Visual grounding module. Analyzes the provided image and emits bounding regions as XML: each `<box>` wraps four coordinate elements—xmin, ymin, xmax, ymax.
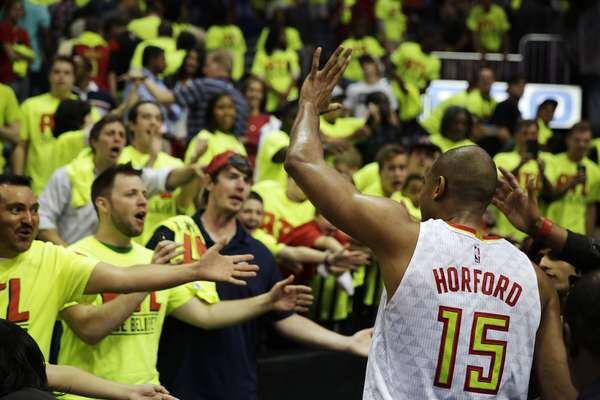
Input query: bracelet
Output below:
<box><xmin>535</xmin><ymin>218</ymin><xmax>553</xmax><ymax>238</ymax></box>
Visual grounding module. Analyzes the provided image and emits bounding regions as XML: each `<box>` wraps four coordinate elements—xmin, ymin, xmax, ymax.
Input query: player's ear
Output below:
<box><xmin>432</xmin><ymin>176</ymin><xmax>446</xmax><ymax>200</ymax></box>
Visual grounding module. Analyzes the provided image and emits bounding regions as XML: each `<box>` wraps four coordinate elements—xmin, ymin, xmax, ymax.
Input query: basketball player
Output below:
<box><xmin>285</xmin><ymin>46</ymin><xmax>577</xmax><ymax>399</ymax></box>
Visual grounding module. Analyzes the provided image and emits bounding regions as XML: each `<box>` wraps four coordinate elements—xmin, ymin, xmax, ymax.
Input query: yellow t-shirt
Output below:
<box><xmin>353</xmin><ymin>162</ymin><xmax>379</xmax><ymax>193</ymax></box>
<box><xmin>340</xmin><ymin>37</ymin><xmax>385</xmax><ymax>82</ymax></box>
<box><xmin>362</xmin><ymin>179</ymin><xmax>385</xmax><ymax>197</ymax></box>
<box><xmin>390</xmin><ymin>191</ymin><xmax>421</xmax><ymax>220</ymax></box>
<box><xmin>58</xmin><ymin>237</ymin><xmax>193</xmax><ymax>395</ymax></box>
<box><xmin>390</xmin><ymin>41</ymin><xmax>440</xmax><ymax>90</ymax></box>
<box><xmin>545</xmin><ymin>154</ymin><xmax>600</xmax><ymax>234</ymax></box>
<box><xmin>391</xmin><ymin>79</ymin><xmax>422</xmax><ymax>121</ymax></box>
<box><xmin>493</xmin><ymin>151</ymin><xmax>553</xmax><ymax>240</ymax></box>
<box><xmin>251</xmin><ymin>49</ymin><xmax>300</xmax><ymax>112</ymax></box>
<box><xmin>251</xmin><ymin>228</ymin><xmax>284</xmax><ymax>255</ymax></box>
<box><xmin>254</xmin><ymin>130</ymin><xmax>289</xmax><ymax>186</ymax></box>
<box><xmin>0</xmin><ymin>84</ymin><xmax>20</xmax><ymax>171</ymax></box>
<box><xmin>120</xmin><ymin>146</ymin><xmax>185</xmax><ymax>245</ymax></box>
<box><xmin>184</xmin><ymin>129</ymin><xmax>247</xmax><ymax>166</ymax></box>
<box><xmin>130</xmin><ymin>37</ymin><xmax>185</xmax><ymax>77</ymax></box>
<box><xmin>253</xmin><ymin>180</ymin><xmax>315</xmax><ymax>240</ymax></box>
<box><xmin>319</xmin><ymin>116</ymin><xmax>366</xmax><ymax>139</ymax></box>
<box><xmin>0</xmin><ymin>241</ymin><xmax>96</xmax><ymax>359</ymax></box>
<box><xmin>537</xmin><ymin>118</ymin><xmax>553</xmax><ymax>146</ymax></box>
<box><xmin>466</xmin><ymin>4</ymin><xmax>511</xmax><ymax>52</ymax></box>
<box><xmin>375</xmin><ymin>0</ymin><xmax>406</xmax><ymax>42</ymax></box>
<box><xmin>430</xmin><ymin>134</ymin><xmax>475</xmax><ymax>153</ymax></box>
<box><xmin>205</xmin><ymin>25</ymin><xmax>247</xmax><ymax>81</ymax></box>
<box><xmin>127</xmin><ymin>15</ymin><xmax>161</xmax><ymax>41</ymax></box>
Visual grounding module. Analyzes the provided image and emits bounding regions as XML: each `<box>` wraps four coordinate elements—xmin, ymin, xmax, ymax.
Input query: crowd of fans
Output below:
<box><xmin>1</xmin><ymin>0</ymin><xmax>600</xmax><ymax>398</ymax></box>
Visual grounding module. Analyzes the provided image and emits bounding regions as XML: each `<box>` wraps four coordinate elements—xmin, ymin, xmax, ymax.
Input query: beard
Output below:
<box><xmin>110</xmin><ymin>212</ymin><xmax>142</xmax><ymax>238</ymax></box>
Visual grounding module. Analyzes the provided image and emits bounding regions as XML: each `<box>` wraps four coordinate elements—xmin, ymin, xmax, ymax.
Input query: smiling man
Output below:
<box><xmin>38</xmin><ymin>112</ymin><xmax>202</xmax><ymax>246</ymax></box>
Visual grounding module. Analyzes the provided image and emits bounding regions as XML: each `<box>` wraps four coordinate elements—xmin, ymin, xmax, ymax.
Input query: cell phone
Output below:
<box><xmin>577</xmin><ymin>164</ymin><xmax>586</xmax><ymax>174</ymax></box>
<box><xmin>525</xmin><ymin>139</ymin><xmax>539</xmax><ymax>159</ymax></box>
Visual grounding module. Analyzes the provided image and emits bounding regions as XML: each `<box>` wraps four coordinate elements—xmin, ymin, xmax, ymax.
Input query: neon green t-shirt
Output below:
<box><xmin>256</xmin><ymin>27</ymin><xmax>303</xmax><ymax>53</ymax></box>
<box><xmin>58</xmin><ymin>237</ymin><xmax>193</xmax><ymax>395</ymax></box>
<box><xmin>390</xmin><ymin>191</ymin><xmax>421</xmax><ymax>220</ymax></box>
<box><xmin>390</xmin><ymin>42</ymin><xmax>440</xmax><ymax>89</ymax></box>
<box><xmin>251</xmin><ymin>49</ymin><xmax>300</xmax><ymax>112</ymax></box>
<box><xmin>0</xmin><ymin>84</ymin><xmax>20</xmax><ymax>171</ymax></box>
<box><xmin>0</xmin><ymin>241</ymin><xmax>96</xmax><ymax>359</ymax></box>
<box><xmin>375</xmin><ymin>0</ymin><xmax>406</xmax><ymax>42</ymax></box>
<box><xmin>254</xmin><ymin>130</ymin><xmax>289</xmax><ymax>186</ymax></box>
<box><xmin>545</xmin><ymin>153</ymin><xmax>600</xmax><ymax>234</ymax></box>
<box><xmin>340</xmin><ymin>37</ymin><xmax>385</xmax><ymax>82</ymax></box>
<box><xmin>537</xmin><ymin>118</ymin><xmax>553</xmax><ymax>146</ymax></box>
<box><xmin>130</xmin><ymin>37</ymin><xmax>185</xmax><ymax>77</ymax></box>
<box><xmin>353</xmin><ymin>162</ymin><xmax>379</xmax><ymax>193</ymax></box>
<box><xmin>205</xmin><ymin>25</ymin><xmax>247</xmax><ymax>81</ymax></box>
<box><xmin>421</xmin><ymin>90</ymin><xmax>495</xmax><ymax>136</ymax></box>
<box><xmin>466</xmin><ymin>4</ymin><xmax>510</xmax><ymax>52</ymax></box>
<box><xmin>319</xmin><ymin>116</ymin><xmax>366</xmax><ymax>139</ymax></box>
<box><xmin>492</xmin><ymin>151</ymin><xmax>553</xmax><ymax>240</ymax></box>
<box><xmin>251</xmin><ymin>228</ymin><xmax>284</xmax><ymax>255</ymax></box>
<box><xmin>391</xmin><ymin>79</ymin><xmax>422</xmax><ymax>121</ymax></box>
<box><xmin>253</xmin><ymin>180</ymin><xmax>315</xmax><ymax>240</ymax></box>
<box><xmin>127</xmin><ymin>15</ymin><xmax>161</xmax><ymax>41</ymax></box>
<box><xmin>430</xmin><ymin>134</ymin><xmax>475</xmax><ymax>153</ymax></box>
<box><xmin>184</xmin><ymin>129</ymin><xmax>247</xmax><ymax>166</ymax></box>
<box><xmin>362</xmin><ymin>179</ymin><xmax>385</xmax><ymax>197</ymax></box>
<box><xmin>120</xmin><ymin>146</ymin><xmax>185</xmax><ymax>245</ymax></box>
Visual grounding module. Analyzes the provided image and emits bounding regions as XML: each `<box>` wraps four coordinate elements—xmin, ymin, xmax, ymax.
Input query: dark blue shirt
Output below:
<box><xmin>148</xmin><ymin>213</ymin><xmax>291</xmax><ymax>400</ymax></box>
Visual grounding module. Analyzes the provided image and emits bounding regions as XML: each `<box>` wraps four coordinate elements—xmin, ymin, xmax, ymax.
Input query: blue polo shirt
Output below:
<box><xmin>147</xmin><ymin>212</ymin><xmax>292</xmax><ymax>400</ymax></box>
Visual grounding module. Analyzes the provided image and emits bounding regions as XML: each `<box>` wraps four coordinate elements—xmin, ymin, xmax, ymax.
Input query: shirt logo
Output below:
<box><xmin>474</xmin><ymin>244</ymin><xmax>481</xmax><ymax>264</ymax></box>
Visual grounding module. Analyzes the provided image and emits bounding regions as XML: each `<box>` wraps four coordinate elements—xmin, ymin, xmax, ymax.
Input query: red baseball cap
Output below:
<box><xmin>203</xmin><ymin>151</ymin><xmax>252</xmax><ymax>176</ymax></box>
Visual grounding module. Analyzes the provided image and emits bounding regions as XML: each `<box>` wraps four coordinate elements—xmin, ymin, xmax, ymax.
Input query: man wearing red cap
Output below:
<box><xmin>146</xmin><ymin>151</ymin><xmax>372</xmax><ymax>400</ymax></box>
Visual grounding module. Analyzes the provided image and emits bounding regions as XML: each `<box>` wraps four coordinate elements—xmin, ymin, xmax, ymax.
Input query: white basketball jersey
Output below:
<box><xmin>363</xmin><ymin>219</ymin><xmax>541</xmax><ymax>400</ymax></box>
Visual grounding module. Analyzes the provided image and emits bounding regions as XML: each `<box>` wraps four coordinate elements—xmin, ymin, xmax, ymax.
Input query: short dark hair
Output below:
<box><xmin>53</xmin><ymin>99</ymin><xmax>91</xmax><ymax>137</ymax></box>
<box><xmin>50</xmin><ymin>55</ymin><xmax>75</xmax><ymax>72</ymax></box>
<box><xmin>89</xmin><ymin>114</ymin><xmax>125</xmax><ymax>143</ymax></box>
<box><xmin>440</xmin><ymin>106</ymin><xmax>473</xmax><ymax>139</ymax></box>
<box><xmin>375</xmin><ymin>144</ymin><xmax>406</xmax><ymax>169</ymax></box>
<box><xmin>0</xmin><ymin>175</ymin><xmax>32</xmax><ymax>188</ymax></box>
<box><xmin>142</xmin><ymin>46</ymin><xmax>164</xmax><ymax>68</ymax></box>
<box><xmin>567</xmin><ymin>120</ymin><xmax>592</xmax><ymax>137</ymax></box>
<box><xmin>91</xmin><ymin>163</ymin><xmax>142</xmax><ymax>214</ymax></box>
<box><xmin>247</xmin><ymin>191</ymin><xmax>263</xmax><ymax>204</ymax></box>
<box><xmin>0</xmin><ymin>320</ymin><xmax>49</xmax><ymax>396</ymax></box>
<box><xmin>506</xmin><ymin>74</ymin><xmax>525</xmax><ymax>85</ymax></box>
<box><xmin>537</xmin><ymin>98</ymin><xmax>558</xmax><ymax>111</ymax></box>
<box><xmin>208</xmin><ymin>154</ymin><xmax>253</xmax><ymax>183</ymax></box>
<box><xmin>127</xmin><ymin>100</ymin><xmax>161</xmax><ymax>124</ymax></box>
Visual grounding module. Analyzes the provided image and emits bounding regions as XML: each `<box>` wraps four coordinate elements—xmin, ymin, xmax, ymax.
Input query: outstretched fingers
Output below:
<box><xmin>310</xmin><ymin>47</ymin><xmax>322</xmax><ymax>79</ymax></box>
<box><xmin>229</xmin><ymin>253</ymin><xmax>255</xmax><ymax>264</ymax></box>
<box><xmin>498</xmin><ymin>166</ymin><xmax>520</xmax><ymax>191</ymax></box>
<box><xmin>321</xmin><ymin>46</ymin><xmax>344</xmax><ymax>77</ymax></box>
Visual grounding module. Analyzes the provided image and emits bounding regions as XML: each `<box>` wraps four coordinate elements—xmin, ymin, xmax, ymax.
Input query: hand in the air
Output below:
<box><xmin>192</xmin><ymin>241</ymin><xmax>259</xmax><ymax>285</ymax></box>
<box><xmin>492</xmin><ymin>167</ymin><xmax>540</xmax><ymax>235</ymax></box>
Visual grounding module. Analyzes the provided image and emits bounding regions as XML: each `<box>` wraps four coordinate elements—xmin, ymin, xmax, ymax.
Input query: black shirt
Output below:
<box><xmin>490</xmin><ymin>98</ymin><xmax>522</xmax><ymax>134</ymax></box>
<box><xmin>0</xmin><ymin>389</ymin><xmax>56</xmax><ymax>399</ymax></box>
<box><xmin>148</xmin><ymin>213</ymin><xmax>292</xmax><ymax>400</ymax></box>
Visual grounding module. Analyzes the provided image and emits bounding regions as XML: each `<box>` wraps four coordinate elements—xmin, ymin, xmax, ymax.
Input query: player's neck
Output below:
<box><xmin>95</xmin><ymin>223</ymin><xmax>132</xmax><ymax>248</ymax></box>
<box><xmin>444</xmin><ymin>210</ymin><xmax>485</xmax><ymax>232</ymax></box>
<box><xmin>201</xmin><ymin>203</ymin><xmax>237</xmax><ymax>243</ymax></box>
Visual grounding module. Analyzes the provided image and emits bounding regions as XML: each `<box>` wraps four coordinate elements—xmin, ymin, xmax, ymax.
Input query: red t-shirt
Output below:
<box><xmin>244</xmin><ymin>113</ymin><xmax>270</xmax><ymax>166</ymax></box>
<box><xmin>0</xmin><ymin>21</ymin><xmax>30</xmax><ymax>83</ymax></box>
<box><xmin>72</xmin><ymin>43</ymin><xmax>111</xmax><ymax>91</ymax></box>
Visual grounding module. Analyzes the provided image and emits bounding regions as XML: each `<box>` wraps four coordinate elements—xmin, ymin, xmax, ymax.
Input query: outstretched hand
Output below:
<box><xmin>492</xmin><ymin>167</ymin><xmax>540</xmax><ymax>235</ymax></box>
<box><xmin>299</xmin><ymin>46</ymin><xmax>352</xmax><ymax>113</ymax></box>
<box><xmin>128</xmin><ymin>384</ymin><xmax>178</xmax><ymax>400</ymax></box>
<box><xmin>347</xmin><ymin>328</ymin><xmax>373</xmax><ymax>357</ymax></box>
<box><xmin>269</xmin><ymin>275</ymin><xmax>314</xmax><ymax>313</ymax></box>
<box><xmin>192</xmin><ymin>241</ymin><xmax>259</xmax><ymax>285</ymax></box>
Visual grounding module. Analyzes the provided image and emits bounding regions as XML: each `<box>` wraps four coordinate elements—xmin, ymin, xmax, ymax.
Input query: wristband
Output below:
<box><xmin>535</xmin><ymin>218</ymin><xmax>553</xmax><ymax>238</ymax></box>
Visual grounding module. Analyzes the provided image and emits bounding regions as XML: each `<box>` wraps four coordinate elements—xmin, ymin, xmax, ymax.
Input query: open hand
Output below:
<box><xmin>268</xmin><ymin>275</ymin><xmax>314</xmax><ymax>313</ymax></box>
<box><xmin>128</xmin><ymin>384</ymin><xmax>178</xmax><ymax>400</ymax></box>
<box><xmin>330</xmin><ymin>248</ymin><xmax>370</xmax><ymax>270</ymax></box>
<box><xmin>152</xmin><ymin>240</ymin><xmax>184</xmax><ymax>265</ymax></box>
<box><xmin>299</xmin><ymin>46</ymin><xmax>352</xmax><ymax>113</ymax></box>
<box><xmin>492</xmin><ymin>167</ymin><xmax>540</xmax><ymax>235</ymax></box>
<box><xmin>192</xmin><ymin>241</ymin><xmax>259</xmax><ymax>285</ymax></box>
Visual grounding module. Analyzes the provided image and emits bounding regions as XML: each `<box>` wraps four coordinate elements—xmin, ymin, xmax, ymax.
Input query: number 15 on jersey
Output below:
<box><xmin>434</xmin><ymin>305</ymin><xmax>510</xmax><ymax>395</ymax></box>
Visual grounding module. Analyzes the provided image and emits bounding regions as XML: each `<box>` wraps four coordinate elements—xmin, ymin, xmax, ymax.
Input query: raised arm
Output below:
<box><xmin>284</xmin><ymin>47</ymin><xmax>418</xmax><ymax>266</ymax></box>
<box><xmin>84</xmin><ymin>242</ymin><xmax>258</xmax><ymax>294</ymax></box>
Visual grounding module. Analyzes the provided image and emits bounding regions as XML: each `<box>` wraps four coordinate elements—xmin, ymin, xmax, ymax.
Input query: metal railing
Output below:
<box><xmin>431</xmin><ymin>51</ymin><xmax>523</xmax><ymax>82</ymax></box>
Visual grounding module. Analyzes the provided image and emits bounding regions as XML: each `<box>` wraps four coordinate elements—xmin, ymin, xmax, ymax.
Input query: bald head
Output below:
<box><xmin>433</xmin><ymin>146</ymin><xmax>497</xmax><ymax>205</ymax></box>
